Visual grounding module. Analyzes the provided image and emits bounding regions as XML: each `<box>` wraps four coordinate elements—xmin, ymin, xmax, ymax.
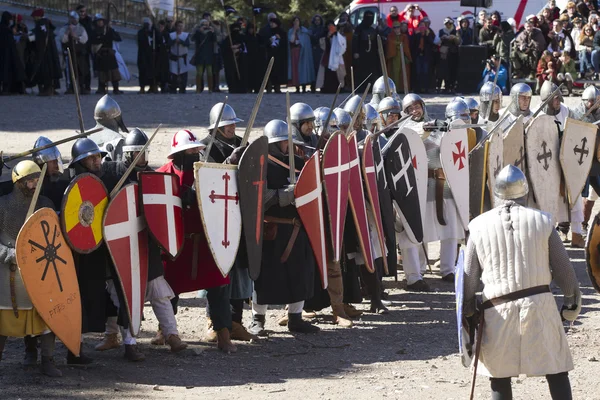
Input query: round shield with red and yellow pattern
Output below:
<box><xmin>60</xmin><ymin>173</ymin><xmax>109</xmax><ymax>254</ymax></box>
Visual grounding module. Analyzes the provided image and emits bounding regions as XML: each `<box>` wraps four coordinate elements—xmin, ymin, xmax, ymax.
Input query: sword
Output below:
<box><xmin>67</xmin><ymin>48</ymin><xmax>85</xmax><ymax>134</ymax></box>
<box><xmin>26</xmin><ymin>163</ymin><xmax>48</xmax><ymax>220</ymax></box>
<box><xmin>286</xmin><ymin>92</ymin><xmax>296</xmax><ymax>184</ymax></box>
<box><xmin>484</xmin><ymin>57</ymin><xmax>501</xmax><ymax>122</ymax></box>
<box><xmin>241</xmin><ymin>57</ymin><xmax>274</xmax><ymax>147</ymax></box>
<box><xmin>525</xmin><ymin>83</ymin><xmax>565</xmax><ymax>130</ymax></box>
<box><xmin>351</xmin><ymin>66</ymin><xmax>355</xmax><ymax>93</ymax></box>
<box><xmin>377</xmin><ymin>35</ymin><xmax>391</xmax><ymax>97</ymax></box>
<box><xmin>584</xmin><ymin>97</ymin><xmax>600</xmax><ymax>120</ymax></box>
<box><xmin>339</xmin><ymin>73</ymin><xmax>373</xmax><ymax>108</ymax></box>
<box><xmin>203</xmin><ymin>97</ymin><xmax>229</xmax><ymax>162</ymax></box>
<box><xmin>400</xmin><ymin>42</ymin><xmax>408</xmax><ymax>95</ymax></box>
<box><xmin>344</xmin><ymin>83</ymin><xmax>371</xmax><ymax>137</ymax></box>
<box><xmin>109</xmin><ymin>124</ymin><xmax>162</xmax><ymax>198</ymax></box>
<box><xmin>469</xmin><ymin>99</ymin><xmax>515</xmax><ymax>155</ymax></box>
<box><xmin>315</xmin><ymin>83</ymin><xmax>343</xmax><ymax>150</ymax></box>
<box><xmin>370</xmin><ymin>115</ymin><xmax>411</xmax><ymax>141</ymax></box>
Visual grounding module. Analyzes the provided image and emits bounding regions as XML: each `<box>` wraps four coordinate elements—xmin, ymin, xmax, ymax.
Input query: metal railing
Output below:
<box><xmin>1</xmin><ymin>0</ymin><xmax>198</xmax><ymax>28</ymax></box>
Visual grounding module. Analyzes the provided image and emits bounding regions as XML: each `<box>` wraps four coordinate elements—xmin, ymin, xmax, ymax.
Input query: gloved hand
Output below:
<box><xmin>423</xmin><ymin>119</ymin><xmax>448</xmax><ymax>132</ymax></box>
<box><xmin>561</xmin><ymin>289</ymin><xmax>582</xmax><ymax>322</ymax></box>
<box><xmin>278</xmin><ymin>184</ymin><xmax>296</xmax><ymax>207</ymax></box>
<box><xmin>180</xmin><ymin>185</ymin><xmax>197</xmax><ymax>209</ymax></box>
<box><xmin>226</xmin><ymin>145</ymin><xmax>248</xmax><ymax>165</ymax></box>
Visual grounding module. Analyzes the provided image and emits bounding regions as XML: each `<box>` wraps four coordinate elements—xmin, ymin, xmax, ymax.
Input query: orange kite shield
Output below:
<box><xmin>295</xmin><ymin>151</ymin><xmax>328</xmax><ymax>289</ymax></box>
<box><xmin>16</xmin><ymin>208</ymin><xmax>82</xmax><ymax>356</ymax></box>
<box><xmin>60</xmin><ymin>173</ymin><xmax>109</xmax><ymax>254</ymax></box>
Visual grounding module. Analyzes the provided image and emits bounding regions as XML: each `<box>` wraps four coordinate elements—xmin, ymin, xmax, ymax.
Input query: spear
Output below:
<box><xmin>25</xmin><ymin>163</ymin><xmax>48</xmax><ymax>220</ymax></box>
<box><xmin>241</xmin><ymin>57</ymin><xmax>274</xmax><ymax>146</ymax></box>
<box><xmin>203</xmin><ymin>97</ymin><xmax>229</xmax><ymax>162</ymax></box>
<box><xmin>286</xmin><ymin>92</ymin><xmax>296</xmax><ymax>184</ymax></box>
<box><xmin>344</xmin><ymin>83</ymin><xmax>371</xmax><ymax>137</ymax></box>
<box><xmin>315</xmin><ymin>83</ymin><xmax>343</xmax><ymax>150</ymax></box>
<box><xmin>67</xmin><ymin>48</ymin><xmax>85</xmax><ymax>134</ymax></box>
<box><xmin>377</xmin><ymin>35</ymin><xmax>391</xmax><ymax>97</ymax></box>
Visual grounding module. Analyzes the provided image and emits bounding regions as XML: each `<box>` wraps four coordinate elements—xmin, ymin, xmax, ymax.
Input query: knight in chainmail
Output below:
<box><xmin>498</xmin><ymin>83</ymin><xmax>533</xmax><ymax>132</ymax></box>
<box><xmin>88</xmin><ymin>95</ymin><xmax>129</xmax><ymax>162</ymax></box>
<box><xmin>401</xmin><ymin>93</ymin><xmax>431</xmax><ymax>135</ymax></box>
<box><xmin>369</xmin><ymin>76</ymin><xmax>397</xmax><ymax>108</ymax></box>
<box><xmin>200</xmin><ymin>102</ymin><xmax>243</xmax><ymax>163</ymax></box>
<box><xmin>290</xmin><ymin>102</ymin><xmax>318</xmax><ymax>157</ymax></box>
<box><xmin>0</xmin><ymin>161</ymin><xmax>62</xmax><ymax>377</ymax></box>
<box><xmin>463</xmin><ymin>165</ymin><xmax>580</xmax><ymax>400</ymax></box>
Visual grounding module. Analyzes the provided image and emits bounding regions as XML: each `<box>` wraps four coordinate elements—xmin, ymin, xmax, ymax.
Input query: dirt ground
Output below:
<box><xmin>1</xmin><ymin>88</ymin><xmax>600</xmax><ymax>399</ymax></box>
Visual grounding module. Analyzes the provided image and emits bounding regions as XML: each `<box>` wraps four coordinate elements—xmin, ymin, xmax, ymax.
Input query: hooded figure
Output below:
<box><xmin>288</xmin><ymin>17</ymin><xmax>315</xmax><ymax>93</ymax></box>
<box><xmin>259</xmin><ymin>17</ymin><xmax>287</xmax><ymax>93</ymax></box>
<box><xmin>30</xmin><ymin>13</ymin><xmax>62</xmax><ymax>95</ymax></box>
<box><xmin>352</xmin><ymin>11</ymin><xmax>379</xmax><ymax>88</ymax></box>
<box><xmin>309</xmin><ymin>14</ymin><xmax>326</xmax><ymax>90</ymax></box>
<box><xmin>223</xmin><ymin>22</ymin><xmax>247</xmax><ymax>93</ymax></box>
<box><xmin>0</xmin><ymin>12</ymin><xmax>26</xmax><ymax>94</ymax></box>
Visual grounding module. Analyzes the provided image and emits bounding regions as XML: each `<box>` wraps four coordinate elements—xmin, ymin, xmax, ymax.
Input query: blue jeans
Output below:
<box><xmin>415</xmin><ymin>55</ymin><xmax>430</xmax><ymax>92</ymax></box>
<box><xmin>591</xmin><ymin>49</ymin><xmax>600</xmax><ymax>73</ymax></box>
<box><xmin>580</xmin><ymin>50</ymin><xmax>593</xmax><ymax>73</ymax></box>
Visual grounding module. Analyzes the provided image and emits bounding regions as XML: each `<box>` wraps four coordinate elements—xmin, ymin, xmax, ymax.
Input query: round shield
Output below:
<box><xmin>60</xmin><ymin>173</ymin><xmax>109</xmax><ymax>254</ymax></box>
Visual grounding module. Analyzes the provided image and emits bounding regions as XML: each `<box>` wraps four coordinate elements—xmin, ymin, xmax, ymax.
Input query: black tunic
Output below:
<box><xmin>352</xmin><ymin>17</ymin><xmax>380</xmax><ymax>88</ymax></box>
<box><xmin>201</xmin><ymin>132</ymin><xmax>240</xmax><ymax>163</ymax></box>
<box><xmin>254</xmin><ymin>154</ymin><xmax>315</xmax><ymax>305</ymax></box>
<box><xmin>30</xmin><ymin>18</ymin><xmax>62</xmax><ymax>88</ymax></box>
<box><xmin>137</xmin><ymin>27</ymin><xmax>157</xmax><ymax>87</ymax></box>
<box><xmin>0</xmin><ymin>12</ymin><xmax>25</xmax><ymax>89</ymax></box>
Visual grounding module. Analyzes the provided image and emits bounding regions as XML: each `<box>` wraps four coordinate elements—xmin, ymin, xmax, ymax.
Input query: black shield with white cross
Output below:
<box><xmin>384</xmin><ymin>132</ymin><xmax>423</xmax><ymax>243</ymax></box>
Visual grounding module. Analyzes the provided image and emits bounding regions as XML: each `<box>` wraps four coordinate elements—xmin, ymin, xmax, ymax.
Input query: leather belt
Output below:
<box><xmin>481</xmin><ymin>285</ymin><xmax>551</xmax><ymax>310</ymax></box>
<box><xmin>428</xmin><ymin>168</ymin><xmax>447</xmax><ymax>226</ymax></box>
<box><xmin>9</xmin><ymin>264</ymin><xmax>18</xmax><ymax>318</ymax></box>
<box><xmin>264</xmin><ymin>216</ymin><xmax>302</xmax><ymax>263</ymax></box>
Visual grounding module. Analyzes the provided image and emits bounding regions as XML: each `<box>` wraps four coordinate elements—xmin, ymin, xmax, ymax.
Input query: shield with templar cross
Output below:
<box><xmin>486</xmin><ymin>129</ymin><xmax>504</xmax><ymax>208</ymax></box>
<box><xmin>384</xmin><ymin>129</ymin><xmax>423</xmax><ymax>244</ymax></box>
<box><xmin>103</xmin><ymin>184</ymin><xmax>149</xmax><ymax>336</ymax></box>
<box><xmin>469</xmin><ymin>141</ymin><xmax>488</xmax><ymax>219</ymax></box>
<box><xmin>586</xmin><ymin>213</ymin><xmax>600</xmax><ymax>293</ymax></box>
<box><xmin>526</xmin><ymin>115</ymin><xmax>565</xmax><ymax>221</ymax></box>
<box><xmin>16</xmin><ymin>208</ymin><xmax>81</xmax><ymax>356</ymax></box>
<box><xmin>560</xmin><ymin>118</ymin><xmax>597</xmax><ymax>208</ymax></box>
<box><xmin>503</xmin><ymin>115</ymin><xmax>526</xmax><ymax>172</ymax></box>
<box><xmin>347</xmin><ymin>133</ymin><xmax>375</xmax><ymax>273</ymax></box>
<box><xmin>237</xmin><ymin>136</ymin><xmax>268</xmax><ymax>280</ymax></box>
<box><xmin>321</xmin><ymin>131</ymin><xmax>350</xmax><ymax>263</ymax></box>
<box><xmin>139</xmin><ymin>172</ymin><xmax>184</xmax><ymax>259</ymax></box>
<box><xmin>194</xmin><ymin>162</ymin><xmax>242</xmax><ymax>277</ymax></box>
<box><xmin>60</xmin><ymin>173</ymin><xmax>109</xmax><ymax>254</ymax></box>
<box><xmin>295</xmin><ymin>151</ymin><xmax>328</xmax><ymax>289</ymax></box>
<box><xmin>439</xmin><ymin>121</ymin><xmax>470</xmax><ymax>230</ymax></box>
<box><xmin>362</xmin><ymin>134</ymin><xmax>388</xmax><ymax>272</ymax></box>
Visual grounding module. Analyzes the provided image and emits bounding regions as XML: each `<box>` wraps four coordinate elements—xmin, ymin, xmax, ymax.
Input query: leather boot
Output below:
<box><xmin>331</xmin><ymin>305</ymin><xmax>353</xmax><ymax>328</ymax></box>
<box><xmin>166</xmin><ymin>334</ymin><xmax>188</xmax><ymax>353</ymax></box>
<box><xmin>23</xmin><ymin>336</ymin><xmax>38</xmax><ymax>367</ymax></box>
<box><xmin>288</xmin><ymin>313</ymin><xmax>320</xmax><ymax>333</ymax></box>
<box><xmin>230</xmin><ymin>321</ymin><xmax>254</xmax><ymax>341</ymax></box>
<box><xmin>583</xmin><ymin>199</ymin><xmax>595</xmax><ymax>231</ymax></box>
<box><xmin>138</xmin><ymin>86</ymin><xmax>146</xmax><ymax>94</ymax></box>
<box><xmin>196</xmin><ymin>76</ymin><xmax>203</xmax><ymax>93</ymax></box>
<box><xmin>67</xmin><ymin>348</ymin><xmax>93</xmax><ymax>365</ymax></box>
<box><xmin>124</xmin><ymin>344</ymin><xmax>145</xmax><ymax>362</ymax></box>
<box><xmin>343</xmin><ymin>303</ymin><xmax>363</xmax><ymax>318</ymax></box>
<box><xmin>0</xmin><ymin>335</ymin><xmax>6</xmax><ymax>361</ymax></box>
<box><xmin>113</xmin><ymin>81</ymin><xmax>123</xmax><ymax>94</ymax></box>
<box><xmin>216</xmin><ymin>328</ymin><xmax>238</xmax><ymax>353</ymax></box>
<box><xmin>40</xmin><ymin>356</ymin><xmax>62</xmax><ymax>377</ymax></box>
<box><xmin>248</xmin><ymin>314</ymin><xmax>267</xmax><ymax>336</ymax></box>
<box><xmin>205</xmin><ymin>318</ymin><xmax>217</xmax><ymax>343</ymax></box>
<box><xmin>96</xmin><ymin>81</ymin><xmax>106</xmax><ymax>94</ymax></box>
<box><xmin>571</xmin><ymin>232</ymin><xmax>585</xmax><ymax>248</ymax></box>
<box><xmin>207</xmin><ymin>75</ymin><xmax>214</xmax><ymax>93</ymax></box>
<box><xmin>151</xmin><ymin>327</ymin><xmax>165</xmax><ymax>346</ymax></box>
<box><xmin>95</xmin><ymin>333</ymin><xmax>120</xmax><ymax>351</ymax></box>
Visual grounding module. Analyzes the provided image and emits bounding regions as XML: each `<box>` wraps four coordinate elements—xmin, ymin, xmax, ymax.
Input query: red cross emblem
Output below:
<box><xmin>209</xmin><ymin>172</ymin><xmax>240</xmax><ymax>248</ymax></box>
<box><xmin>452</xmin><ymin>141</ymin><xmax>466</xmax><ymax>170</ymax></box>
<box><xmin>251</xmin><ymin>155</ymin><xmax>266</xmax><ymax>245</ymax></box>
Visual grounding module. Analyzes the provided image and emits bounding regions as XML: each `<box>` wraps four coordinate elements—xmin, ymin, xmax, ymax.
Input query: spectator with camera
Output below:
<box><xmin>399</xmin><ymin>4</ymin><xmax>428</xmax><ymax>35</ymax></box>
<box><xmin>479</xmin><ymin>54</ymin><xmax>507</xmax><ymax>94</ymax></box>
<box><xmin>511</xmin><ymin>19</ymin><xmax>546</xmax><ymax>79</ymax></box>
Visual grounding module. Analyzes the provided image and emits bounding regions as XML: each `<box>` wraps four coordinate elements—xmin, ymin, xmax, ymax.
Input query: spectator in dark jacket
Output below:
<box><xmin>192</xmin><ymin>19</ymin><xmax>216</xmax><ymax>93</ymax></box>
<box><xmin>309</xmin><ymin>14</ymin><xmax>326</xmax><ymax>93</ymax></box>
<box><xmin>411</xmin><ymin>18</ymin><xmax>436</xmax><ymax>93</ymax></box>
<box><xmin>494</xmin><ymin>21</ymin><xmax>515</xmax><ymax>66</ymax></box>
<box><xmin>437</xmin><ymin>17</ymin><xmax>461</xmax><ymax>93</ymax></box>
<box><xmin>479</xmin><ymin>18</ymin><xmax>497</xmax><ymax>54</ymax></box>
<box><xmin>457</xmin><ymin>15</ymin><xmax>474</xmax><ymax>45</ymax></box>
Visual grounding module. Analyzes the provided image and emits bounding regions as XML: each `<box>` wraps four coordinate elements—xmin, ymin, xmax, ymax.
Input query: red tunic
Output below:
<box><xmin>157</xmin><ymin>161</ymin><xmax>229</xmax><ymax>294</ymax></box>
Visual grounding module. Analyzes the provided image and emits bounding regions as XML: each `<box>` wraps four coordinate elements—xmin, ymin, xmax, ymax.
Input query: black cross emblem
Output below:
<box><xmin>573</xmin><ymin>137</ymin><xmax>589</xmax><ymax>166</ymax></box>
<box><xmin>537</xmin><ymin>141</ymin><xmax>552</xmax><ymax>171</ymax></box>
<box><xmin>514</xmin><ymin>146</ymin><xmax>526</xmax><ymax>171</ymax></box>
<box><xmin>29</xmin><ymin>221</ymin><xmax>66</xmax><ymax>292</ymax></box>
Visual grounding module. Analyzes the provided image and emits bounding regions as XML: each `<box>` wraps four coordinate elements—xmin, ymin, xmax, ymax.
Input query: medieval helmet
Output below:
<box><xmin>12</xmin><ymin>160</ymin><xmax>41</xmax><ymax>184</ymax></box>
<box><xmin>314</xmin><ymin>107</ymin><xmax>339</xmax><ymax>134</ymax></box>
<box><xmin>168</xmin><ymin>129</ymin><xmax>205</xmax><ymax>159</ymax></box>
<box><xmin>582</xmin><ymin>85</ymin><xmax>600</xmax><ymax>106</ymax></box>
<box><xmin>539</xmin><ymin>80</ymin><xmax>562</xmax><ymax>115</ymax></box>
<box><xmin>333</xmin><ymin>108</ymin><xmax>352</xmax><ymax>129</ymax></box>
<box><xmin>94</xmin><ymin>95</ymin><xmax>129</xmax><ymax>133</ymax></box>
<box><xmin>32</xmin><ymin>136</ymin><xmax>62</xmax><ymax>165</ymax></box>
<box><xmin>343</xmin><ymin>95</ymin><xmax>363</xmax><ymax>116</ymax></box>
<box><xmin>508</xmin><ymin>83</ymin><xmax>533</xmax><ymax>116</ymax></box>
<box><xmin>402</xmin><ymin>93</ymin><xmax>427</xmax><ymax>120</ymax></box>
<box><xmin>70</xmin><ymin>138</ymin><xmax>107</xmax><ymax>164</ymax></box>
<box><xmin>464</xmin><ymin>97</ymin><xmax>479</xmax><ymax>111</ymax></box>
<box><xmin>372</xmin><ymin>76</ymin><xmax>397</xmax><ymax>96</ymax></box>
<box><xmin>123</xmin><ymin>128</ymin><xmax>149</xmax><ymax>163</ymax></box>
<box><xmin>290</xmin><ymin>103</ymin><xmax>315</xmax><ymax>125</ymax></box>
<box><xmin>208</xmin><ymin>103</ymin><xmax>243</xmax><ymax>129</ymax></box>
<box><xmin>363</xmin><ymin>103</ymin><xmax>379</xmax><ymax>129</ymax></box>
<box><xmin>494</xmin><ymin>164</ymin><xmax>529</xmax><ymax>200</ymax></box>
<box><xmin>377</xmin><ymin>97</ymin><xmax>401</xmax><ymax>116</ymax></box>
<box><xmin>479</xmin><ymin>82</ymin><xmax>502</xmax><ymax>119</ymax></box>
<box><xmin>445</xmin><ymin>99</ymin><xmax>470</xmax><ymax>123</ymax></box>
<box><xmin>263</xmin><ymin>120</ymin><xmax>304</xmax><ymax>145</ymax></box>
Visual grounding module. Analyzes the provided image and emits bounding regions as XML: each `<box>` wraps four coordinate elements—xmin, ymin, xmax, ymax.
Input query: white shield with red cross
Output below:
<box><xmin>139</xmin><ymin>172</ymin><xmax>184</xmax><ymax>259</ymax></box>
<box><xmin>103</xmin><ymin>184</ymin><xmax>149</xmax><ymax>336</ymax></box>
<box><xmin>194</xmin><ymin>162</ymin><xmax>242</xmax><ymax>277</ymax></box>
<box><xmin>439</xmin><ymin>123</ymin><xmax>470</xmax><ymax>231</ymax></box>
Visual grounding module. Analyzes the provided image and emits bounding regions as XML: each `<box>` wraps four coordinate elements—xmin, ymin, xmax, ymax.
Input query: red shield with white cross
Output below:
<box><xmin>362</xmin><ymin>134</ymin><xmax>387</xmax><ymax>273</ymax></box>
<box><xmin>295</xmin><ymin>152</ymin><xmax>328</xmax><ymax>289</ymax></box>
<box><xmin>103</xmin><ymin>184</ymin><xmax>149</xmax><ymax>336</ymax></box>
<box><xmin>347</xmin><ymin>133</ymin><xmax>374</xmax><ymax>273</ymax></box>
<box><xmin>194</xmin><ymin>162</ymin><xmax>242</xmax><ymax>277</ymax></box>
<box><xmin>139</xmin><ymin>172</ymin><xmax>184</xmax><ymax>259</ymax></box>
<box><xmin>321</xmin><ymin>131</ymin><xmax>350</xmax><ymax>263</ymax></box>
<box><xmin>440</xmin><ymin>124</ymin><xmax>470</xmax><ymax>231</ymax></box>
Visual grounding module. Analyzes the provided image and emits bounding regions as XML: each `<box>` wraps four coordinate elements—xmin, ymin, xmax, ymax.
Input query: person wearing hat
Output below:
<box><xmin>437</xmin><ymin>17</ymin><xmax>461</xmax><ymax>94</ymax></box>
<box><xmin>58</xmin><ymin>10</ymin><xmax>89</xmax><ymax>95</ymax></box>
<box><xmin>457</xmin><ymin>15</ymin><xmax>474</xmax><ymax>45</ymax></box>
<box><xmin>352</xmin><ymin>10</ymin><xmax>379</xmax><ymax>89</ymax></box>
<box><xmin>0</xmin><ymin>160</ymin><xmax>63</xmax><ymax>377</ymax></box>
<box><xmin>479</xmin><ymin>54</ymin><xmax>507</xmax><ymax>94</ymax></box>
<box><xmin>90</xmin><ymin>13</ymin><xmax>123</xmax><ymax>95</ymax></box>
<box><xmin>386</xmin><ymin>20</ymin><xmax>412</xmax><ymax>93</ymax></box>
<box><xmin>511</xmin><ymin>19</ymin><xmax>546</xmax><ymax>79</ymax></box>
<box><xmin>30</xmin><ymin>8</ymin><xmax>62</xmax><ymax>96</ymax></box>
